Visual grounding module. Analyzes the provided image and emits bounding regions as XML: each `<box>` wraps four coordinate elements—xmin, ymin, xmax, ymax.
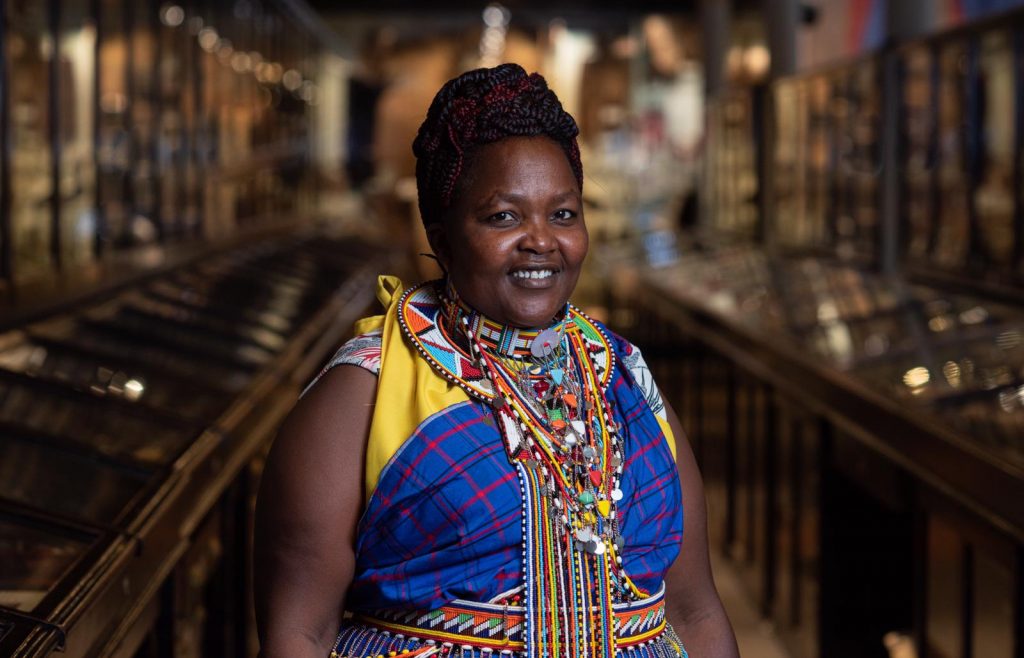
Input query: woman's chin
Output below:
<box><xmin>500</xmin><ymin>300</ymin><xmax>568</xmax><ymax>329</ymax></box>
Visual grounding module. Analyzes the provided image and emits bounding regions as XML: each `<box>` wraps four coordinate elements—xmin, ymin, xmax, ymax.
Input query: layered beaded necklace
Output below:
<box><xmin>432</xmin><ymin>282</ymin><xmax>643</xmax><ymax>658</ymax></box>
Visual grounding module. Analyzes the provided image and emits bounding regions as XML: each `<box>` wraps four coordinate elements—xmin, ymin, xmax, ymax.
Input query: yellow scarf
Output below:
<box><xmin>356</xmin><ymin>275</ymin><xmax>471</xmax><ymax>499</ymax></box>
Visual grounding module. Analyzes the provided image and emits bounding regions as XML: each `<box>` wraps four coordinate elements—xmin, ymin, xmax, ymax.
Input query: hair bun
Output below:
<box><xmin>413</xmin><ymin>64</ymin><xmax>583</xmax><ymax>228</ymax></box>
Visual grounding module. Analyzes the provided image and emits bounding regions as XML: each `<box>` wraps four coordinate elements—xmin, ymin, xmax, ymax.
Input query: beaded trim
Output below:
<box><xmin>344</xmin><ymin>583</ymin><xmax>668</xmax><ymax>652</ymax></box>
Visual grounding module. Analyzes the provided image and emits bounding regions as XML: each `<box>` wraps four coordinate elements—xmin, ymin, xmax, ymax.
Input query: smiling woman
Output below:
<box><xmin>430</xmin><ymin>136</ymin><xmax>588</xmax><ymax>329</ymax></box>
<box><xmin>254</xmin><ymin>63</ymin><xmax>739</xmax><ymax>658</ymax></box>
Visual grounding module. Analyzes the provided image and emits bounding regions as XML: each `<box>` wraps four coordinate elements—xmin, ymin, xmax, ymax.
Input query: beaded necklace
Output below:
<box><xmin>432</xmin><ymin>282</ymin><xmax>644</xmax><ymax>658</ymax></box>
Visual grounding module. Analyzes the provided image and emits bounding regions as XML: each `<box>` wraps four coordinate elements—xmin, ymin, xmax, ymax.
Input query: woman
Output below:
<box><xmin>255</xmin><ymin>63</ymin><xmax>738</xmax><ymax>658</ymax></box>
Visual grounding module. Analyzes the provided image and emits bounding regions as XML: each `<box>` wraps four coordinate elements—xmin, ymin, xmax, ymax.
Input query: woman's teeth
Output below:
<box><xmin>513</xmin><ymin>269</ymin><xmax>554</xmax><ymax>280</ymax></box>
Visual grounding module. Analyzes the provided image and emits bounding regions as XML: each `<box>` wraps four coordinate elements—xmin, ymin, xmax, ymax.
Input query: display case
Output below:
<box><xmin>96</xmin><ymin>0</ymin><xmax>131</xmax><ymax>249</ymax></box>
<box><xmin>934</xmin><ymin>39</ymin><xmax>972</xmax><ymax>271</ymax></box>
<box><xmin>899</xmin><ymin>45</ymin><xmax>935</xmax><ymax>261</ymax></box>
<box><xmin>0</xmin><ymin>511</ymin><xmax>100</xmax><ymax>614</ymax></box>
<box><xmin>684</xmin><ymin>7</ymin><xmax>1024</xmax><ymax>658</ymax></box>
<box><xmin>129</xmin><ymin>0</ymin><xmax>160</xmax><ymax>243</ymax></box>
<box><xmin>57</xmin><ymin>0</ymin><xmax>98</xmax><ymax>269</ymax></box>
<box><xmin>770</xmin><ymin>78</ymin><xmax>807</xmax><ymax>248</ymax></box>
<box><xmin>0</xmin><ymin>231</ymin><xmax>387</xmax><ymax>657</ymax></box>
<box><xmin>803</xmin><ymin>74</ymin><xmax>830</xmax><ymax>250</ymax></box>
<box><xmin>704</xmin><ymin>88</ymin><xmax>761</xmax><ymax>240</ymax></box>
<box><xmin>598</xmin><ymin>239</ymin><xmax>1024</xmax><ymax>658</ymax></box>
<box><xmin>837</xmin><ymin>61</ymin><xmax>882</xmax><ymax>259</ymax></box>
<box><xmin>768</xmin><ymin>55</ymin><xmax>882</xmax><ymax>261</ymax></box>
<box><xmin>4</xmin><ymin>0</ymin><xmax>55</xmax><ymax>282</ymax></box>
<box><xmin>898</xmin><ymin>19</ymin><xmax>1024</xmax><ymax>290</ymax></box>
<box><xmin>1</xmin><ymin>0</ymin><xmax>344</xmax><ymax>291</ymax></box>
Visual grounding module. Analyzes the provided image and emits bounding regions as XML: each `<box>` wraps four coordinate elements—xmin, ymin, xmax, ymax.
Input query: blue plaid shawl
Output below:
<box><xmin>346</xmin><ymin>328</ymin><xmax>683</xmax><ymax>613</ymax></box>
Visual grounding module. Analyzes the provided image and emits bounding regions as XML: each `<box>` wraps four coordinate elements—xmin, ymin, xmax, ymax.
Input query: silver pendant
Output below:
<box><xmin>531</xmin><ymin>328</ymin><xmax>562</xmax><ymax>358</ymax></box>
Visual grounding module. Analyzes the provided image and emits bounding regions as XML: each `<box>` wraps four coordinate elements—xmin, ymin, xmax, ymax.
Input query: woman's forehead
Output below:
<box><xmin>457</xmin><ymin>137</ymin><xmax>581</xmax><ymax>200</ymax></box>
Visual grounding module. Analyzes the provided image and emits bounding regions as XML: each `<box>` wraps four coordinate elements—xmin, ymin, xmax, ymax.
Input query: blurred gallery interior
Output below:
<box><xmin>1</xmin><ymin>0</ymin><xmax>1024</xmax><ymax>656</ymax></box>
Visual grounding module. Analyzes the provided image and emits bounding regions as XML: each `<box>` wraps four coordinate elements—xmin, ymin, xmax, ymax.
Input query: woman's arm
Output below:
<box><xmin>663</xmin><ymin>400</ymin><xmax>741</xmax><ymax>658</ymax></box>
<box><xmin>254</xmin><ymin>365</ymin><xmax>376</xmax><ymax>658</ymax></box>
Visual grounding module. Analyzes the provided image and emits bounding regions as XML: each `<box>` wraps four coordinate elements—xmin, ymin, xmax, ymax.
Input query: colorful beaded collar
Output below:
<box><xmin>396</xmin><ymin>280</ymin><xmax>614</xmax><ymax>402</ymax></box>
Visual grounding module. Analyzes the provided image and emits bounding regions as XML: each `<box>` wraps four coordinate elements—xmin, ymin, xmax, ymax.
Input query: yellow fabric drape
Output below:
<box><xmin>358</xmin><ymin>276</ymin><xmax>471</xmax><ymax>499</ymax></box>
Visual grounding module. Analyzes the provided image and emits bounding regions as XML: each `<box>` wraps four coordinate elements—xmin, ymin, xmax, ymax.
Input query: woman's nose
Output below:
<box><xmin>519</xmin><ymin>217</ymin><xmax>556</xmax><ymax>253</ymax></box>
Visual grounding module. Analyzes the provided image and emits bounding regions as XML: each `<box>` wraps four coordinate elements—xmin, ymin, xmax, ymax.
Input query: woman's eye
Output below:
<box><xmin>552</xmin><ymin>209</ymin><xmax>577</xmax><ymax>222</ymax></box>
<box><xmin>487</xmin><ymin>211</ymin><xmax>516</xmax><ymax>224</ymax></box>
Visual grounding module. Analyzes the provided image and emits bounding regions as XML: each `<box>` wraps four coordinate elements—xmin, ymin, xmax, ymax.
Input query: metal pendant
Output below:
<box><xmin>531</xmin><ymin>328</ymin><xmax>561</xmax><ymax>358</ymax></box>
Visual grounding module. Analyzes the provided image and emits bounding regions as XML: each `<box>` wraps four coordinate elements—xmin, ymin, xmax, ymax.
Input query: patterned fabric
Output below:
<box><xmin>331</xmin><ymin>584</ymin><xmax>686</xmax><ymax>658</ymax></box>
<box><xmin>312</xmin><ymin>277</ymin><xmax>684</xmax><ymax>658</ymax></box>
<box><xmin>326</xmin><ymin>328</ymin><xmax>383</xmax><ymax>375</ymax></box>
<box><xmin>345</xmin><ymin>334</ymin><xmax>681</xmax><ymax>613</ymax></box>
<box><xmin>352</xmin><ymin>583</ymin><xmax>666</xmax><ymax>648</ymax></box>
<box><xmin>619</xmin><ymin>341</ymin><xmax>666</xmax><ymax>421</ymax></box>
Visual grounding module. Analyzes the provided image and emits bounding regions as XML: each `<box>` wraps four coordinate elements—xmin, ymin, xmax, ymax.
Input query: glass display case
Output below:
<box><xmin>5</xmin><ymin>0</ymin><xmax>55</xmax><ymax>282</ymax></box>
<box><xmin>0</xmin><ymin>434</ymin><xmax>151</xmax><ymax>526</ymax></box>
<box><xmin>97</xmin><ymin>0</ymin><xmax>132</xmax><ymax>248</ymax></box>
<box><xmin>0</xmin><ymin>330</ymin><xmax>232</xmax><ymax>423</ymax></box>
<box><xmin>646</xmin><ymin>242</ymin><xmax>1024</xmax><ymax>468</ymax></box>
<box><xmin>843</xmin><ymin>61</ymin><xmax>882</xmax><ymax>258</ymax></box>
<box><xmin>768</xmin><ymin>56</ymin><xmax>882</xmax><ymax>259</ymax></box>
<box><xmin>0</xmin><ymin>231</ymin><xmax>384</xmax><ymax>655</ymax></box>
<box><xmin>975</xmin><ymin>29</ymin><xmax>1016</xmax><ymax>272</ymax></box>
<box><xmin>932</xmin><ymin>40</ymin><xmax>972</xmax><ymax>271</ymax></box>
<box><xmin>1</xmin><ymin>0</ymin><xmax>340</xmax><ymax>286</ymax></box>
<box><xmin>704</xmin><ymin>89</ymin><xmax>760</xmax><ymax>239</ymax></box>
<box><xmin>128</xmin><ymin>1</ymin><xmax>160</xmax><ymax>244</ymax></box>
<box><xmin>0</xmin><ymin>0</ymin><xmax>370</xmax><ymax>649</ymax></box>
<box><xmin>900</xmin><ymin>45</ymin><xmax>935</xmax><ymax>261</ymax></box>
<box><xmin>772</xmin><ymin>79</ymin><xmax>807</xmax><ymax>247</ymax></box>
<box><xmin>897</xmin><ymin>24</ymin><xmax>1024</xmax><ymax>289</ymax></box>
<box><xmin>804</xmin><ymin>74</ymin><xmax>831</xmax><ymax>249</ymax></box>
<box><xmin>57</xmin><ymin>0</ymin><xmax>98</xmax><ymax>269</ymax></box>
<box><xmin>0</xmin><ymin>513</ymin><xmax>95</xmax><ymax>613</ymax></box>
<box><xmin>602</xmin><ymin>230</ymin><xmax>1024</xmax><ymax>658</ymax></box>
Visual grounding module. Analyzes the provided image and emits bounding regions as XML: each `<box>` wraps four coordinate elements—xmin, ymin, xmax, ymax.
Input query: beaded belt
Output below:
<box><xmin>336</xmin><ymin>584</ymin><xmax>668</xmax><ymax>657</ymax></box>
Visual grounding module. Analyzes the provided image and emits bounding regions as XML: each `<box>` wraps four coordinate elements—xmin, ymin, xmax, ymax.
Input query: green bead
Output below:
<box><xmin>578</xmin><ymin>491</ymin><xmax>595</xmax><ymax>505</ymax></box>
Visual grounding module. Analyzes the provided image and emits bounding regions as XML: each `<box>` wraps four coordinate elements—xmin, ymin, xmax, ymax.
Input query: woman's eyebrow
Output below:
<box><xmin>477</xmin><ymin>190</ymin><xmax>580</xmax><ymax>208</ymax></box>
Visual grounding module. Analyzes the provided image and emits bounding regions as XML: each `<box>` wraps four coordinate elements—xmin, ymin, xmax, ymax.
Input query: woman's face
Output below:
<box><xmin>429</xmin><ymin>136</ymin><xmax>588</xmax><ymax>329</ymax></box>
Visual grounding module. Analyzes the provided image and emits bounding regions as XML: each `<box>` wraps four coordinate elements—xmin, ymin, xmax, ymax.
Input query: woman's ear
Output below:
<box><xmin>425</xmin><ymin>222</ymin><xmax>451</xmax><ymax>274</ymax></box>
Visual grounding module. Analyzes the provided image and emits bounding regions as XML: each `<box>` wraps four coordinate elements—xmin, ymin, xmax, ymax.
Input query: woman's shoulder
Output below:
<box><xmin>301</xmin><ymin>329</ymin><xmax>383</xmax><ymax>398</ymax></box>
<box><xmin>590</xmin><ymin>318</ymin><xmax>668</xmax><ymax>422</ymax></box>
<box><xmin>327</xmin><ymin>328</ymin><xmax>384</xmax><ymax>376</ymax></box>
<box><xmin>585</xmin><ymin>315</ymin><xmax>645</xmax><ymax>368</ymax></box>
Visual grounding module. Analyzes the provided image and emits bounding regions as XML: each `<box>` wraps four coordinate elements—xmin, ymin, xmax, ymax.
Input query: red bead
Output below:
<box><xmin>589</xmin><ymin>470</ymin><xmax>602</xmax><ymax>487</ymax></box>
<box><xmin>534</xmin><ymin>380</ymin><xmax>550</xmax><ymax>396</ymax></box>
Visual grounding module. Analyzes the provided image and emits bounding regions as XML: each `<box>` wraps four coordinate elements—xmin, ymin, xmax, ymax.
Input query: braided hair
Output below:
<box><xmin>412</xmin><ymin>63</ymin><xmax>583</xmax><ymax>228</ymax></box>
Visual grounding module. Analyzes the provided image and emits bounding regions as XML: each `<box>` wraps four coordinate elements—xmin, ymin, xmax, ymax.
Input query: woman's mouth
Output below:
<box><xmin>512</xmin><ymin>269</ymin><xmax>556</xmax><ymax>280</ymax></box>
